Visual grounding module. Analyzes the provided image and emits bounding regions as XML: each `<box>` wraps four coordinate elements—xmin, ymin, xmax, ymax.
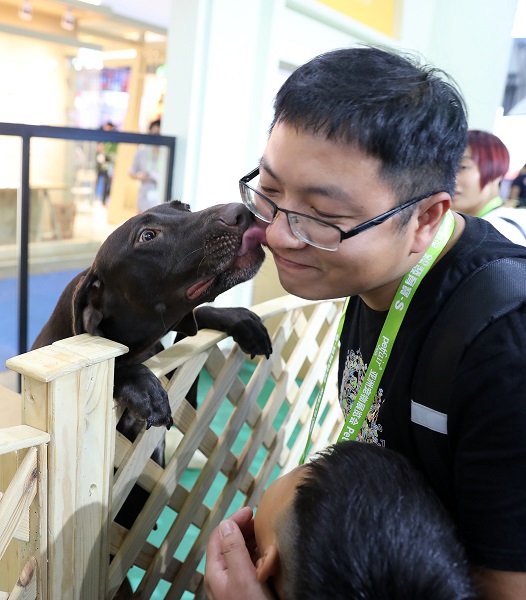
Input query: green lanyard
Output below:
<box><xmin>299</xmin><ymin>210</ymin><xmax>456</xmax><ymax>464</ymax></box>
<box><xmin>477</xmin><ymin>196</ymin><xmax>503</xmax><ymax>217</ymax></box>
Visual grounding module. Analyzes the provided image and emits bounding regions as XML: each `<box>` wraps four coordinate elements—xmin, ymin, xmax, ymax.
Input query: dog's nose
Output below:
<box><xmin>218</xmin><ymin>203</ymin><xmax>252</xmax><ymax>230</ymax></box>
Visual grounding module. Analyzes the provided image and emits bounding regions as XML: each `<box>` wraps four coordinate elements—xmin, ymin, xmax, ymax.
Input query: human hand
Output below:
<box><xmin>204</xmin><ymin>506</ymin><xmax>274</xmax><ymax>600</ymax></box>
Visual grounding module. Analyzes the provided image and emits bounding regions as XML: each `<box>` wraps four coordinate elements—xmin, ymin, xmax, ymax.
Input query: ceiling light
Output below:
<box><xmin>61</xmin><ymin>7</ymin><xmax>75</xmax><ymax>31</ymax></box>
<box><xmin>18</xmin><ymin>0</ymin><xmax>32</xmax><ymax>21</ymax></box>
<box><xmin>102</xmin><ymin>49</ymin><xmax>138</xmax><ymax>60</ymax></box>
<box><xmin>144</xmin><ymin>32</ymin><xmax>167</xmax><ymax>43</ymax></box>
<box><xmin>75</xmin><ymin>47</ymin><xmax>104</xmax><ymax>70</ymax></box>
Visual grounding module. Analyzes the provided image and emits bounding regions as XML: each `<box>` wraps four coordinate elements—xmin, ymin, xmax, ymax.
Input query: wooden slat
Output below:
<box><xmin>0</xmin><ymin>491</ymin><xmax>28</xmax><ymax>543</ymax></box>
<box><xmin>0</xmin><ymin>448</ymin><xmax>38</xmax><ymax>561</ymax></box>
<box><xmin>8</xmin><ymin>557</ymin><xmax>37</xmax><ymax>600</ymax></box>
<box><xmin>6</xmin><ymin>335</ymin><xmax>127</xmax><ymax>383</ymax></box>
<box><xmin>0</xmin><ymin>450</ymin><xmax>22</xmax><ymax>593</ymax></box>
<box><xmin>0</xmin><ymin>426</ymin><xmax>49</xmax><ymax>456</ymax></box>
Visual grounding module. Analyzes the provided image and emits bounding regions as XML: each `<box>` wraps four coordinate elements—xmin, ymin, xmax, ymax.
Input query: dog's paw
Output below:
<box><xmin>202</xmin><ymin>307</ymin><xmax>272</xmax><ymax>358</ymax></box>
<box><xmin>228</xmin><ymin>308</ymin><xmax>273</xmax><ymax>359</ymax></box>
<box><xmin>113</xmin><ymin>364</ymin><xmax>173</xmax><ymax>429</ymax></box>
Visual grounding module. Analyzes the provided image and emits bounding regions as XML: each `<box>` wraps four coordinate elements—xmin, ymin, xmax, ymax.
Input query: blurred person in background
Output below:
<box><xmin>453</xmin><ymin>129</ymin><xmax>526</xmax><ymax>244</ymax></box>
<box><xmin>96</xmin><ymin>121</ymin><xmax>117</xmax><ymax>206</ymax></box>
<box><xmin>129</xmin><ymin>119</ymin><xmax>162</xmax><ymax>213</ymax></box>
<box><xmin>510</xmin><ymin>163</ymin><xmax>526</xmax><ymax>208</ymax></box>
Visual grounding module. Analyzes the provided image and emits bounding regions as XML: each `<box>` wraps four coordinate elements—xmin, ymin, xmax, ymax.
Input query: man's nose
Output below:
<box><xmin>266</xmin><ymin>211</ymin><xmax>305</xmax><ymax>248</ymax></box>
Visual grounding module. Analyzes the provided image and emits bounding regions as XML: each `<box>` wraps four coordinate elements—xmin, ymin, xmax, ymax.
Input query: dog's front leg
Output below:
<box><xmin>193</xmin><ymin>306</ymin><xmax>272</xmax><ymax>359</ymax></box>
<box><xmin>113</xmin><ymin>364</ymin><xmax>173</xmax><ymax>429</ymax></box>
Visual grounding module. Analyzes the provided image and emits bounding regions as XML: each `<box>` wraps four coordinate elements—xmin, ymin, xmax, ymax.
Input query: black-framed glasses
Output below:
<box><xmin>239</xmin><ymin>167</ymin><xmax>441</xmax><ymax>251</ymax></box>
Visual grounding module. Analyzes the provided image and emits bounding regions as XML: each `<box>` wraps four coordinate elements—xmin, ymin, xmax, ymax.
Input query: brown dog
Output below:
<box><xmin>33</xmin><ymin>200</ymin><xmax>272</xmax><ymax>427</ymax></box>
<box><xmin>32</xmin><ymin>200</ymin><xmax>272</xmax><ymax>596</ymax></box>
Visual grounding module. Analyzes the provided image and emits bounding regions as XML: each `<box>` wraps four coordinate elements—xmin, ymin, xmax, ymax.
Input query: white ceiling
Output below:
<box><xmin>100</xmin><ymin>0</ymin><xmax>171</xmax><ymax>31</ymax></box>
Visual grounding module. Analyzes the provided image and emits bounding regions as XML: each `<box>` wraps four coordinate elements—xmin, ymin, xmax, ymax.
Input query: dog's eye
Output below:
<box><xmin>138</xmin><ymin>229</ymin><xmax>157</xmax><ymax>242</ymax></box>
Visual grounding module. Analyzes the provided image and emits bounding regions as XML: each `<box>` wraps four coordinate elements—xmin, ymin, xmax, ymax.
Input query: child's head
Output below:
<box><xmin>253</xmin><ymin>441</ymin><xmax>474</xmax><ymax>600</ymax></box>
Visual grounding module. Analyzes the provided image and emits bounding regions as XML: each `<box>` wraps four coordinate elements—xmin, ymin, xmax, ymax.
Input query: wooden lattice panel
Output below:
<box><xmin>0</xmin><ymin>418</ymin><xmax>49</xmax><ymax>599</ymax></box>
<box><xmin>107</xmin><ymin>296</ymin><xmax>345</xmax><ymax>599</ymax></box>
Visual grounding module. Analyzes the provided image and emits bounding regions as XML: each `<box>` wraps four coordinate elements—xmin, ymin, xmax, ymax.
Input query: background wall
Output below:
<box><xmin>400</xmin><ymin>0</ymin><xmax>517</xmax><ymax>131</ymax></box>
<box><xmin>0</xmin><ymin>36</ymin><xmax>68</xmax><ymax>187</ymax></box>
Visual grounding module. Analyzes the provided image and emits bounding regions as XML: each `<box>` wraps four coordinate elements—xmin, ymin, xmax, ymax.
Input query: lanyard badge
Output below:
<box><xmin>299</xmin><ymin>210</ymin><xmax>456</xmax><ymax>464</ymax></box>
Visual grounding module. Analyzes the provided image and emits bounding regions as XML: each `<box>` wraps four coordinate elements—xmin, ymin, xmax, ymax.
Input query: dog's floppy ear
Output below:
<box><xmin>175</xmin><ymin>311</ymin><xmax>199</xmax><ymax>336</ymax></box>
<box><xmin>72</xmin><ymin>270</ymin><xmax>105</xmax><ymax>336</ymax></box>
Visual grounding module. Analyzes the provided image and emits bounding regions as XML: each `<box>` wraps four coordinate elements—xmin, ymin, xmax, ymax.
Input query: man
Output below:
<box><xmin>206</xmin><ymin>46</ymin><xmax>526</xmax><ymax>598</ymax></box>
<box><xmin>129</xmin><ymin>119</ymin><xmax>162</xmax><ymax>213</ymax></box>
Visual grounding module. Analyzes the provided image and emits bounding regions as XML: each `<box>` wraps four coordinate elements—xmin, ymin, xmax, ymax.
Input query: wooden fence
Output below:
<box><xmin>0</xmin><ymin>295</ymin><xmax>344</xmax><ymax>599</ymax></box>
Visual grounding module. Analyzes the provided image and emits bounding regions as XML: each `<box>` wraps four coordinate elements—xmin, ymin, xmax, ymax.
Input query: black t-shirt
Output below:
<box><xmin>338</xmin><ymin>214</ymin><xmax>526</xmax><ymax>571</ymax></box>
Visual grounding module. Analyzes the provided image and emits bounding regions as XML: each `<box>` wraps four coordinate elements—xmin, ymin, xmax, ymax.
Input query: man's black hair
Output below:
<box><xmin>271</xmin><ymin>46</ymin><xmax>468</xmax><ymax>203</ymax></box>
<box><xmin>280</xmin><ymin>441</ymin><xmax>475</xmax><ymax>600</ymax></box>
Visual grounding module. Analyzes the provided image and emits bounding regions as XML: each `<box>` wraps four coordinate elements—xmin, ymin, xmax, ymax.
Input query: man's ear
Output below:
<box><xmin>411</xmin><ymin>192</ymin><xmax>452</xmax><ymax>254</ymax></box>
<box><xmin>255</xmin><ymin>543</ymin><xmax>281</xmax><ymax>583</ymax></box>
<box><xmin>72</xmin><ymin>270</ymin><xmax>104</xmax><ymax>336</ymax></box>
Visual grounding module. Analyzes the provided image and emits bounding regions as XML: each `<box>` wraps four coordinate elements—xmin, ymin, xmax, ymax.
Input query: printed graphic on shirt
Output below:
<box><xmin>339</xmin><ymin>348</ymin><xmax>385</xmax><ymax>446</ymax></box>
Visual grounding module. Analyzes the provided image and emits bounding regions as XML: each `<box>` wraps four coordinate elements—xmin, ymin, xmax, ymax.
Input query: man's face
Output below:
<box><xmin>453</xmin><ymin>148</ymin><xmax>491</xmax><ymax>216</ymax></box>
<box><xmin>260</xmin><ymin>122</ymin><xmax>419</xmax><ymax>309</ymax></box>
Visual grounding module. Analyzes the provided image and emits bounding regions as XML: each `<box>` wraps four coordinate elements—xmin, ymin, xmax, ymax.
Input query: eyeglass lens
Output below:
<box><xmin>240</xmin><ymin>175</ymin><xmax>340</xmax><ymax>250</ymax></box>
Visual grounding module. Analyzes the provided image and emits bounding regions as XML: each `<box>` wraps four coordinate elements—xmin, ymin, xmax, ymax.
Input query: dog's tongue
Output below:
<box><xmin>187</xmin><ymin>276</ymin><xmax>215</xmax><ymax>300</ymax></box>
<box><xmin>237</xmin><ymin>223</ymin><xmax>267</xmax><ymax>256</ymax></box>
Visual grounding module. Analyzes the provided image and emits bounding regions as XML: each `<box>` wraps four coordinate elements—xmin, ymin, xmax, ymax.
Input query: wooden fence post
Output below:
<box><xmin>6</xmin><ymin>334</ymin><xmax>127</xmax><ymax>600</ymax></box>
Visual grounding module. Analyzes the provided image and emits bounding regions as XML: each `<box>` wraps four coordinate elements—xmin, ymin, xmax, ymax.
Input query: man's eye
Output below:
<box><xmin>260</xmin><ymin>185</ymin><xmax>280</xmax><ymax>197</ymax></box>
<box><xmin>314</xmin><ymin>210</ymin><xmax>343</xmax><ymax>220</ymax></box>
<box><xmin>139</xmin><ymin>229</ymin><xmax>156</xmax><ymax>242</ymax></box>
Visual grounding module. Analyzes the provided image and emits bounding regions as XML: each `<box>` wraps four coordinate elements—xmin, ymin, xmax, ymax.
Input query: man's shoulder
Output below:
<box><xmin>416</xmin><ymin>216</ymin><xmax>526</xmax><ymax>324</ymax></box>
<box><xmin>456</xmin><ymin>214</ymin><xmax>526</xmax><ymax>258</ymax></box>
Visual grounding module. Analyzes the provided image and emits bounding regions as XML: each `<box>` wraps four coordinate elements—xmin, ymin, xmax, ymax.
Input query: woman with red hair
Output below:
<box><xmin>453</xmin><ymin>129</ymin><xmax>526</xmax><ymax>244</ymax></box>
